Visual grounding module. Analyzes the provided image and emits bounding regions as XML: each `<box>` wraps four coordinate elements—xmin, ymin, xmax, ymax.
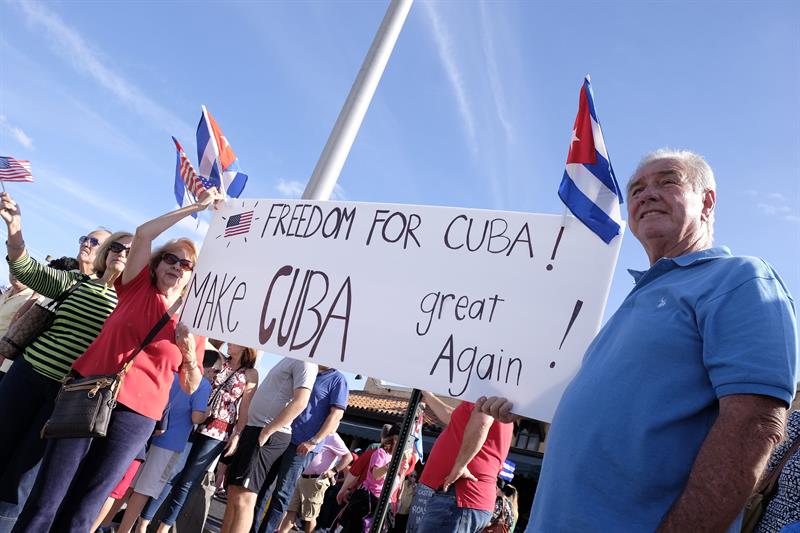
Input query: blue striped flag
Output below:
<box><xmin>558</xmin><ymin>76</ymin><xmax>623</xmax><ymax>244</ymax></box>
<box><xmin>196</xmin><ymin>106</ymin><xmax>248</xmax><ymax>198</ymax></box>
<box><xmin>499</xmin><ymin>459</ymin><xmax>515</xmax><ymax>482</ymax></box>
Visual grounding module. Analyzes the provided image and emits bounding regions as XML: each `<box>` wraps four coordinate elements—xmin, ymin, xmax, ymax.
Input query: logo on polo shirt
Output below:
<box><xmin>657</xmin><ymin>297</ymin><xmax>667</xmax><ymax>308</ymax></box>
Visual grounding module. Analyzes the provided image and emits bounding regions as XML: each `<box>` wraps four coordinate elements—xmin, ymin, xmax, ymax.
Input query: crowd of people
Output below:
<box><xmin>0</xmin><ymin>147</ymin><xmax>795</xmax><ymax>533</ymax></box>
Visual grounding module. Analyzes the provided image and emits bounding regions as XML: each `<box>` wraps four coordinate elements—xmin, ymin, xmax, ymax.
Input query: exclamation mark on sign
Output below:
<box><xmin>546</xmin><ymin>226</ymin><xmax>566</xmax><ymax>271</ymax></box>
<box><xmin>550</xmin><ymin>299</ymin><xmax>584</xmax><ymax>368</ymax></box>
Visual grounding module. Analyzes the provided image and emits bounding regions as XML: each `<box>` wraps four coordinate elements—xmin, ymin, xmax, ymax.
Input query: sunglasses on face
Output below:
<box><xmin>108</xmin><ymin>242</ymin><xmax>131</xmax><ymax>255</ymax></box>
<box><xmin>78</xmin><ymin>236</ymin><xmax>101</xmax><ymax>247</ymax></box>
<box><xmin>162</xmin><ymin>252</ymin><xmax>194</xmax><ymax>272</ymax></box>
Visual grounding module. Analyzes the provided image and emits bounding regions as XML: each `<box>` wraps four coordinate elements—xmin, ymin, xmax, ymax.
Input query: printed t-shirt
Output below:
<box><xmin>420</xmin><ymin>402</ymin><xmax>513</xmax><ymax>511</ymax></box>
<box><xmin>529</xmin><ymin>247</ymin><xmax>798</xmax><ymax>533</ymax></box>
<box><xmin>291</xmin><ymin>368</ymin><xmax>349</xmax><ymax>445</ymax></box>
<box><xmin>362</xmin><ymin>447</ymin><xmax>392</xmax><ymax>497</ymax></box>
<box><xmin>153</xmin><ymin>373</ymin><xmax>212</xmax><ymax>452</ymax></box>
<box><xmin>247</xmin><ymin>357</ymin><xmax>317</xmax><ymax>432</ymax></box>
<box><xmin>304</xmin><ymin>433</ymin><xmax>350</xmax><ymax>476</ymax></box>
<box><xmin>72</xmin><ymin>266</ymin><xmax>206</xmax><ymax>420</ymax></box>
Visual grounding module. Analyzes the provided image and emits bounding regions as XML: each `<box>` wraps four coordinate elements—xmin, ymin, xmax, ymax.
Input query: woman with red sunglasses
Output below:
<box><xmin>14</xmin><ymin>187</ymin><xmax>223</xmax><ymax>533</ymax></box>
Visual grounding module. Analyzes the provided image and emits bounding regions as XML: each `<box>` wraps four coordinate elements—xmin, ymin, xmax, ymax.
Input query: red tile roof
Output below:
<box><xmin>347</xmin><ymin>390</ymin><xmax>445</xmax><ymax>429</ymax></box>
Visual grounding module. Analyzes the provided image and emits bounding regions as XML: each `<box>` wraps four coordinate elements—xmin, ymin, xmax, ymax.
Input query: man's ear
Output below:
<box><xmin>701</xmin><ymin>189</ymin><xmax>716</xmax><ymax>222</ymax></box>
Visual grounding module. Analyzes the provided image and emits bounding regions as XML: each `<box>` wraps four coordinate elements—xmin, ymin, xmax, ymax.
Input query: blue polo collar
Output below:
<box><xmin>627</xmin><ymin>246</ymin><xmax>732</xmax><ymax>284</ymax></box>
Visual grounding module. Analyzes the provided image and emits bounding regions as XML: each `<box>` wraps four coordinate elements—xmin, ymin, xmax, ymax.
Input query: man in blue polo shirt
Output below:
<box><xmin>479</xmin><ymin>149</ymin><xmax>798</xmax><ymax>532</ymax></box>
<box><xmin>254</xmin><ymin>366</ymin><xmax>349</xmax><ymax>533</ymax></box>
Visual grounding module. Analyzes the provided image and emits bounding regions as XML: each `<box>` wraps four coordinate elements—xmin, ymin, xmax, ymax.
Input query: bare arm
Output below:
<box><xmin>442</xmin><ymin>407</ymin><xmax>494</xmax><ymax>491</ymax></box>
<box><xmin>175</xmin><ymin>323</ymin><xmax>202</xmax><ymax>394</ymax></box>
<box><xmin>657</xmin><ymin>394</ymin><xmax>786</xmax><ymax>532</ymax></box>
<box><xmin>422</xmin><ymin>391</ymin><xmax>455</xmax><ymax>426</ymax></box>
<box><xmin>122</xmin><ymin>188</ymin><xmax>222</xmax><ymax>285</ymax></box>
<box><xmin>0</xmin><ymin>193</ymin><xmax>24</xmax><ymax>262</ymax></box>
<box><xmin>191</xmin><ymin>410</ymin><xmax>207</xmax><ymax>424</ymax></box>
<box><xmin>337</xmin><ymin>472</ymin><xmax>359</xmax><ymax>504</ymax></box>
<box><xmin>297</xmin><ymin>407</ymin><xmax>345</xmax><ymax>455</ymax></box>
<box><xmin>258</xmin><ymin>387</ymin><xmax>312</xmax><ymax>445</ymax></box>
<box><xmin>373</xmin><ymin>449</ymin><xmax>412</xmax><ymax>480</ymax></box>
<box><xmin>321</xmin><ymin>451</ymin><xmax>353</xmax><ymax>481</ymax></box>
<box><xmin>224</xmin><ymin>368</ymin><xmax>259</xmax><ymax>457</ymax></box>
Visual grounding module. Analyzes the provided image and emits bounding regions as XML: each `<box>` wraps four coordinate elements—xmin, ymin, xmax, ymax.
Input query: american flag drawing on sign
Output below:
<box><xmin>224</xmin><ymin>211</ymin><xmax>253</xmax><ymax>237</ymax></box>
<box><xmin>0</xmin><ymin>156</ymin><xmax>33</xmax><ymax>182</ymax></box>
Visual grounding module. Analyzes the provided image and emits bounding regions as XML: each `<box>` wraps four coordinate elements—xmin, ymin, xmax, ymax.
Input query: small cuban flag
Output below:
<box><xmin>558</xmin><ymin>76</ymin><xmax>624</xmax><ymax>244</ymax></box>
<box><xmin>499</xmin><ymin>459</ymin><xmax>515</xmax><ymax>483</ymax></box>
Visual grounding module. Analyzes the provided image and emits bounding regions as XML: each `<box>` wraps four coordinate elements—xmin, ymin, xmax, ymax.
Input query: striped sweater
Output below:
<box><xmin>8</xmin><ymin>253</ymin><xmax>118</xmax><ymax>381</ymax></box>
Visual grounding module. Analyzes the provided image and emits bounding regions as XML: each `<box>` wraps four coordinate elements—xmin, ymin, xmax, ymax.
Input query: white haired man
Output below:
<box><xmin>479</xmin><ymin>149</ymin><xmax>798</xmax><ymax>532</ymax></box>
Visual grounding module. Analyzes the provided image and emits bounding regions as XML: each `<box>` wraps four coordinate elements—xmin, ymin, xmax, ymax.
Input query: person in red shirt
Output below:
<box><xmin>14</xmin><ymin>188</ymin><xmax>222</xmax><ymax>533</ymax></box>
<box><xmin>406</xmin><ymin>392</ymin><xmax>513</xmax><ymax>533</ymax></box>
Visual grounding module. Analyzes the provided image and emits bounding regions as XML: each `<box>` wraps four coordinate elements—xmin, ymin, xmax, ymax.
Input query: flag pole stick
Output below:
<box><xmin>302</xmin><ymin>0</ymin><xmax>413</xmax><ymax>201</ymax></box>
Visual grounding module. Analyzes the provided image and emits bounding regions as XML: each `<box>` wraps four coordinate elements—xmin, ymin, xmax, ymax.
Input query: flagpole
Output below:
<box><xmin>294</xmin><ymin>1</ymin><xmax>415</xmax><ymax>530</ymax></box>
<box><xmin>302</xmin><ymin>0</ymin><xmax>413</xmax><ymax>201</ymax></box>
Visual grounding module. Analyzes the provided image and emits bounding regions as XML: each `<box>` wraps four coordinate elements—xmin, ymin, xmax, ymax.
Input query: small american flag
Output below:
<box><xmin>224</xmin><ymin>211</ymin><xmax>253</xmax><ymax>237</ymax></box>
<box><xmin>172</xmin><ymin>137</ymin><xmax>207</xmax><ymax>198</ymax></box>
<box><xmin>0</xmin><ymin>156</ymin><xmax>33</xmax><ymax>182</ymax></box>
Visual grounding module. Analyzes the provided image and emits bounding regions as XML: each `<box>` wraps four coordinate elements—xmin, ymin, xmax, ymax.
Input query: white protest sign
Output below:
<box><xmin>182</xmin><ymin>199</ymin><xmax>623</xmax><ymax>422</ymax></box>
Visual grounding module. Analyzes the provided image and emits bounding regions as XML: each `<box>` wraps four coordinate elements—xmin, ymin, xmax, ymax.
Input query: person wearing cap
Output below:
<box><xmin>406</xmin><ymin>392</ymin><xmax>513</xmax><ymax>533</ymax></box>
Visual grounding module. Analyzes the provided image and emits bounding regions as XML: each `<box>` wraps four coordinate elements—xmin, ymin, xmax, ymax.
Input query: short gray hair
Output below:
<box><xmin>633</xmin><ymin>148</ymin><xmax>716</xmax><ymax>239</ymax></box>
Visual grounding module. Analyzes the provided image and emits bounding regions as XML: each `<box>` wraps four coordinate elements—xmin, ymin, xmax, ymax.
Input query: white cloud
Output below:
<box><xmin>276</xmin><ymin>179</ymin><xmax>305</xmax><ymax>198</ymax></box>
<box><xmin>478</xmin><ymin>1</ymin><xmax>513</xmax><ymax>143</ymax></box>
<box><xmin>750</xmin><ymin>190</ymin><xmax>799</xmax><ymax>223</ymax></box>
<box><xmin>14</xmin><ymin>0</ymin><xmax>192</xmax><ymax>138</ymax></box>
<box><xmin>756</xmin><ymin>203</ymin><xmax>791</xmax><ymax>216</ymax></box>
<box><xmin>0</xmin><ymin>115</ymin><xmax>34</xmax><ymax>149</ymax></box>
<box><xmin>420</xmin><ymin>1</ymin><xmax>477</xmax><ymax>151</ymax></box>
<box><xmin>275</xmin><ymin>178</ymin><xmax>347</xmax><ymax>201</ymax></box>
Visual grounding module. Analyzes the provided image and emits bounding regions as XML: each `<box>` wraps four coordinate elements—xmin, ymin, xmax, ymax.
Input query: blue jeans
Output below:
<box><xmin>406</xmin><ymin>484</ymin><xmax>492</xmax><ymax>533</ymax></box>
<box><xmin>140</xmin><ymin>441</ymin><xmax>193</xmax><ymax>521</ymax></box>
<box><xmin>157</xmin><ymin>434</ymin><xmax>225</xmax><ymax>526</ymax></box>
<box><xmin>0</xmin><ymin>358</ymin><xmax>63</xmax><ymax>533</ymax></box>
<box><xmin>254</xmin><ymin>443</ymin><xmax>315</xmax><ymax>533</ymax></box>
<box><xmin>13</xmin><ymin>406</ymin><xmax>155</xmax><ymax>533</ymax></box>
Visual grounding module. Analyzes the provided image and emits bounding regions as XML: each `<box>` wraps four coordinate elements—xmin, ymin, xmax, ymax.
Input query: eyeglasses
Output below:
<box><xmin>108</xmin><ymin>242</ymin><xmax>131</xmax><ymax>255</ymax></box>
<box><xmin>162</xmin><ymin>252</ymin><xmax>194</xmax><ymax>272</ymax></box>
<box><xmin>78</xmin><ymin>236</ymin><xmax>101</xmax><ymax>247</ymax></box>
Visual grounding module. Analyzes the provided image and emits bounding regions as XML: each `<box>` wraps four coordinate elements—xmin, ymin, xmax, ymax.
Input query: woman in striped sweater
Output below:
<box><xmin>0</xmin><ymin>191</ymin><xmax>132</xmax><ymax>532</ymax></box>
<box><xmin>14</xmin><ymin>187</ymin><xmax>222</xmax><ymax>533</ymax></box>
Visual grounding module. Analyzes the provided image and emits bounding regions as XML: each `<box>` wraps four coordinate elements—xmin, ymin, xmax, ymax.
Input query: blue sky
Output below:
<box><xmin>1</xmin><ymin>0</ymin><xmax>798</xmax><ymax>386</ymax></box>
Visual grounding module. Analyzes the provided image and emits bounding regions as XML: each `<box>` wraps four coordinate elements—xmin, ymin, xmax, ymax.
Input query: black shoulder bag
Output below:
<box><xmin>41</xmin><ymin>297</ymin><xmax>183</xmax><ymax>439</ymax></box>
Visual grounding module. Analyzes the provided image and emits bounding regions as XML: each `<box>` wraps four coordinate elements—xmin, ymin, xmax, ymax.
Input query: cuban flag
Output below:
<box><xmin>196</xmin><ymin>106</ymin><xmax>248</xmax><ymax>198</ymax></box>
<box><xmin>558</xmin><ymin>76</ymin><xmax>623</xmax><ymax>244</ymax></box>
<box><xmin>499</xmin><ymin>459</ymin><xmax>515</xmax><ymax>483</ymax></box>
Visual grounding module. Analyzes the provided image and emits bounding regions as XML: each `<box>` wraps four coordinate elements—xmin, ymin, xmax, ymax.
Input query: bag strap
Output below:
<box><xmin>757</xmin><ymin>433</ymin><xmax>800</xmax><ymax>499</ymax></box>
<box><xmin>116</xmin><ymin>296</ymin><xmax>184</xmax><ymax>380</ymax></box>
<box><xmin>45</xmin><ymin>274</ymin><xmax>90</xmax><ymax>311</ymax></box>
<box><xmin>207</xmin><ymin>366</ymin><xmax>243</xmax><ymax>408</ymax></box>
